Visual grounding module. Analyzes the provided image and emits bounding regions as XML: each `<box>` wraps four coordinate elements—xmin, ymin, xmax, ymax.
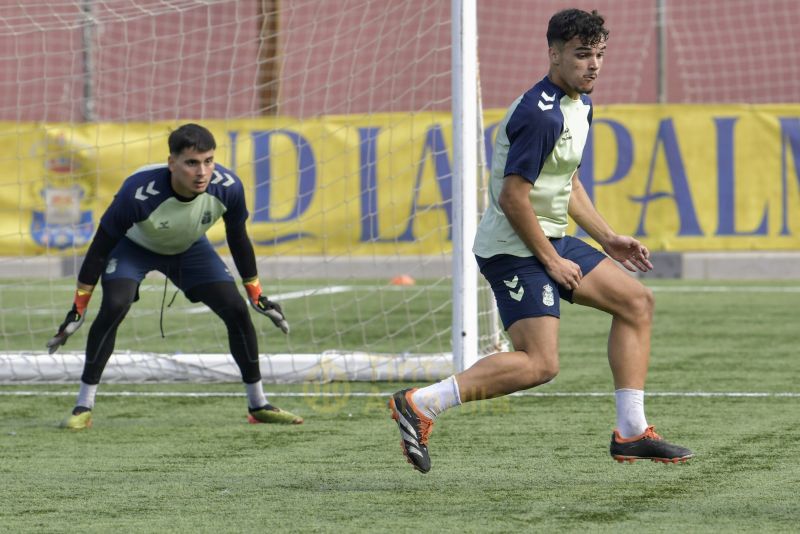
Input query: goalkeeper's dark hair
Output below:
<box><xmin>547</xmin><ymin>9</ymin><xmax>608</xmax><ymax>48</ymax></box>
<box><xmin>168</xmin><ymin>123</ymin><xmax>216</xmax><ymax>155</ymax></box>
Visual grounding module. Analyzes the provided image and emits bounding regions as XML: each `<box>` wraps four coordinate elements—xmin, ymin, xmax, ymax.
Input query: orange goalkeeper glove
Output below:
<box><xmin>46</xmin><ymin>288</ymin><xmax>92</xmax><ymax>354</ymax></box>
<box><xmin>243</xmin><ymin>278</ymin><xmax>289</xmax><ymax>334</ymax></box>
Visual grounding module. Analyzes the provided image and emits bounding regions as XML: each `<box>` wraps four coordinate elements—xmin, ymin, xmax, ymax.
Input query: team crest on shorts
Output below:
<box><xmin>542</xmin><ymin>284</ymin><xmax>555</xmax><ymax>306</ymax></box>
<box><xmin>105</xmin><ymin>257</ymin><xmax>118</xmax><ymax>274</ymax></box>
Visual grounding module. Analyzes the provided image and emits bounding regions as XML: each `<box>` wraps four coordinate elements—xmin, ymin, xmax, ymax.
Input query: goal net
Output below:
<box><xmin>0</xmin><ymin>0</ymin><xmax>503</xmax><ymax>384</ymax></box>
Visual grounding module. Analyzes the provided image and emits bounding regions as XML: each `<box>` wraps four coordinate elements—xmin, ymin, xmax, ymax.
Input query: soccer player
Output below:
<box><xmin>48</xmin><ymin>123</ymin><xmax>303</xmax><ymax>429</ymax></box>
<box><xmin>389</xmin><ymin>9</ymin><xmax>693</xmax><ymax>473</ymax></box>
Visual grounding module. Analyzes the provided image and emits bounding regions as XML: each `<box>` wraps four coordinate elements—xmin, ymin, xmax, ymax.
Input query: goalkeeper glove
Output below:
<box><xmin>243</xmin><ymin>278</ymin><xmax>289</xmax><ymax>334</ymax></box>
<box><xmin>46</xmin><ymin>288</ymin><xmax>92</xmax><ymax>354</ymax></box>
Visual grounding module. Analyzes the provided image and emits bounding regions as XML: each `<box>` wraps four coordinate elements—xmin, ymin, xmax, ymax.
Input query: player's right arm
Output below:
<box><xmin>45</xmin><ymin>173</ymin><xmax>141</xmax><ymax>354</ymax></box>
<box><xmin>46</xmin><ymin>226</ymin><xmax>122</xmax><ymax>353</ymax></box>
<box><xmin>498</xmin><ymin>174</ymin><xmax>583</xmax><ymax>290</ymax></box>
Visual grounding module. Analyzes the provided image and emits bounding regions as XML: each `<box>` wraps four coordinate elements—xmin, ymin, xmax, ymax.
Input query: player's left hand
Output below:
<box><xmin>602</xmin><ymin>235</ymin><xmax>653</xmax><ymax>273</ymax></box>
<box><xmin>244</xmin><ymin>278</ymin><xmax>290</xmax><ymax>334</ymax></box>
<box><xmin>252</xmin><ymin>296</ymin><xmax>290</xmax><ymax>334</ymax></box>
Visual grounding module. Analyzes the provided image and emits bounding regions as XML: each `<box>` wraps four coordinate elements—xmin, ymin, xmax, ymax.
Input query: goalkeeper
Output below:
<box><xmin>48</xmin><ymin>123</ymin><xmax>302</xmax><ymax>429</ymax></box>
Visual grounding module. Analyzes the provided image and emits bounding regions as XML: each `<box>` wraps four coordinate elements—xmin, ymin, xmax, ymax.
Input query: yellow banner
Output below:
<box><xmin>572</xmin><ymin>105</ymin><xmax>800</xmax><ymax>251</ymax></box>
<box><xmin>1</xmin><ymin>106</ymin><xmax>799</xmax><ymax>256</ymax></box>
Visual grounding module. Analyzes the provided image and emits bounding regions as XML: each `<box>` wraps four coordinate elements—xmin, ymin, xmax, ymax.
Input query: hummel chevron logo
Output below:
<box><xmin>503</xmin><ymin>275</ymin><xmax>524</xmax><ymax>301</ymax></box>
<box><xmin>211</xmin><ymin>170</ymin><xmax>235</xmax><ymax>187</ymax></box>
<box><xmin>538</xmin><ymin>90</ymin><xmax>555</xmax><ymax>111</ymax></box>
<box><xmin>134</xmin><ymin>180</ymin><xmax>160</xmax><ymax>201</ymax></box>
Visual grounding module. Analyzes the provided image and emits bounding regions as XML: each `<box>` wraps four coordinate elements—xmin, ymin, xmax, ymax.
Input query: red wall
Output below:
<box><xmin>0</xmin><ymin>0</ymin><xmax>797</xmax><ymax>121</ymax></box>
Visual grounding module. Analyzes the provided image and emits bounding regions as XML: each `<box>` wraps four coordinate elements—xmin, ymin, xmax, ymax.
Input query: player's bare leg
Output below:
<box><xmin>454</xmin><ymin>316</ymin><xmax>560</xmax><ymax>402</ymax></box>
<box><xmin>388</xmin><ymin>317</ymin><xmax>559</xmax><ymax>473</ymax></box>
<box><xmin>574</xmin><ymin>259</ymin><xmax>693</xmax><ymax>463</ymax></box>
<box><xmin>573</xmin><ymin>259</ymin><xmax>652</xmax><ymax>390</ymax></box>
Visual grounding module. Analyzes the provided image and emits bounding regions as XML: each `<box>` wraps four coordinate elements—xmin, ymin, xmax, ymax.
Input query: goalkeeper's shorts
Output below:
<box><xmin>102</xmin><ymin>236</ymin><xmax>234</xmax><ymax>297</ymax></box>
<box><xmin>476</xmin><ymin>236</ymin><xmax>605</xmax><ymax>329</ymax></box>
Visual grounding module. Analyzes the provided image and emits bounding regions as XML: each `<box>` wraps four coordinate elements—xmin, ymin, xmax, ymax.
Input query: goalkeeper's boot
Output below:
<box><xmin>61</xmin><ymin>406</ymin><xmax>92</xmax><ymax>430</ymax></box>
<box><xmin>610</xmin><ymin>425</ymin><xmax>693</xmax><ymax>464</ymax></box>
<box><xmin>247</xmin><ymin>404</ymin><xmax>303</xmax><ymax>425</ymax></box>
<box><xmin>388</xmin><ymin>388</ymin><xmax>434</xmax><ymax>473</ymax></box>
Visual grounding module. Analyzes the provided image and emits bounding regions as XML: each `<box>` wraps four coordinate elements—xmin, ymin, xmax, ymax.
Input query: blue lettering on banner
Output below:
<box><xmin>779</xmin><ymin>117</ymin><xmax>800</xmax><ymax>236</ymax></box>
<box><xmin>631</xmin><ymin>118</ymin><xmax>702</xmax><ymax>236</ymax></box>
<box><xmin>249</xmin><ymin>129</ymin><xmax>316</xmax><ymax>244</ymax></box>
<box><xmin>579</xmin><ymin>119</ymin><xmax>634</xmax><ymax>237</ymax></box>
<box><xmin>582</xmin><ymin>119</ymin><xmax>634</xmax><ymax>203</ymax></box>
<box><xmin>397</xmin><ymin>124</ymin><xmax>453</xmax><ymax>241</ymax></box>
<box><xmin>714</xmin><ymin>117</ymin><xmax>768</xmax><ymax>236</ymax></box>
<box><xmin>358</xmin><ymin>124</ymin><xmax>453</xmax><ymax>242</ymax></box>
<box><xmin>227</xmin><ymin>130</ymin><xmax>238</xmax><ymax>169</ymax></box>
<box><xmin>358</xmin><ymin>127</ymin><xmax>381</xmax><ymax>241</ymax></box>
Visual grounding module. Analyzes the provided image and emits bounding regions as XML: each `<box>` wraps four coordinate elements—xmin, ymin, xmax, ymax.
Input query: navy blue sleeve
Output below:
<box><xmin>215</xmin><ymin>166</ymin><xmax>248</xmax><ymax>228</ymax></box>
<box><xmin>226</xmin><ymin>221</ymin><xmax>257</xmax><ymax>280</ymax></box>
<box><xmin>503</xmin><ymin>93</ymin><xmax>562</xmax><ymax>184</ymax></box>
<box><xmin>214</xmin><ymin>165</ymin><xmax>255</xmax><ymax>279</ymax></box>
<box><xmin>98</xmin><ymin>188</ymin><xmax>139</xmax><ymax>239</ymax></box>
<box><xmin>98</xmin><ymin>170</ymin><xmax>166</xmax><ymax>238</ymax></box>
<box><xmin>77</xmin><ymin>226</ymin><xmax>120</xmax><ymax>286</ymax></box>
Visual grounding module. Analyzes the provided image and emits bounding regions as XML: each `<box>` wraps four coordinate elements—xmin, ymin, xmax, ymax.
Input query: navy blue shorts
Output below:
<box><xmin>476</xmin><ymin>236</ymin><xmax>607</xmax><ymax>329</ymax></box>
<box><xmin>102</xmin><ymin>236</ymin><xmax>234</xmax><ymax>297</ymax></box>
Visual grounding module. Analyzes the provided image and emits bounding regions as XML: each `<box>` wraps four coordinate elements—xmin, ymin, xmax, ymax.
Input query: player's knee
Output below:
<box><xmin>637</xmin><ymin>285</ymin><xmax>655</xmax><ymax>320</ymax></box>
<box><xmin>218</xmin><ymin>299</ymin><xmax>250</xmax><ymax>325</ymax></box>
<box><xmin>521</xmin><ymin>354</ymin><xmax>559</xmax><ymax>388</ymax></box>
<box><xmin>537</xmin><ymin>359</ymin><xmax>560</xmax><ymax>385</ymax></box>
<box><xmin>101</xmin><ymin>292</ymin><xmax>134</xmax><ymax>318</ymax></box>
<box><xmin>621</xmin><ymin>285</ymin><xmax>654</xmax><ymax>325</ymax></box>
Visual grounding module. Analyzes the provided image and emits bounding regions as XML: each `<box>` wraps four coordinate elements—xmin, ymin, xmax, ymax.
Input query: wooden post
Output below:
<box><xmin>257</xmin><ymin>0</ymin><xmax>280</xmax><ymax>115</ymax></box>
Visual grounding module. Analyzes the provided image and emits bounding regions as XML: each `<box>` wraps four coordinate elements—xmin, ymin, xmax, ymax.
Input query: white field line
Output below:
<box><xmin>0</xmin><ymin>390</ymin><xmax>798</xmax><ymax>398</ymax></box>
<box><xmin>651</xmin><ymin>286</ymin><xmax>800</xmax><ymax>293</ymax></box>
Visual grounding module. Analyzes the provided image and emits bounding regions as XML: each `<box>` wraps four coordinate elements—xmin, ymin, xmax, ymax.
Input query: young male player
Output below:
<box><xmin>48</xmin><ymin>123</ymin><xmax>303</xmax><ymax>429</ymax></box>
<box><xmin>389</xmin><ymin>8</ymin><xmax>693</xmax><ymax>473</ymax></box>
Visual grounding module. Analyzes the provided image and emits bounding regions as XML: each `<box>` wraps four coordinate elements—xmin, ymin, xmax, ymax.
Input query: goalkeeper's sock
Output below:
<box><xmin>411</xmin><ymin>375</ymin><xmax>461</xmax><ymax>420</ymax></box>
<box><xmin>75</xmin><ymin>381</ymin><xmax>98</xmax><ymax>411</ymax></box>
<box><xmin>614</xmin><ymin>388</ymin><xmax>648</xmax><ymax>438</ymax></box>
<box><xmin>245</xmin><ymin>380</ymin><xmax>268</xmax><ymax>410</ymax></box>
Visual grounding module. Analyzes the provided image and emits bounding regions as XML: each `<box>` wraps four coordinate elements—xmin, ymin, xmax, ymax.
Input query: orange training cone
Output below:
<box><xmin>390</xmin><ymin>274</ymin><xmax>415</xmax><ymax>286</ymax></box>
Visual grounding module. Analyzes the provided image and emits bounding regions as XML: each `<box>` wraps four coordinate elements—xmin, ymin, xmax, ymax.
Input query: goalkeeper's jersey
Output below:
<box><xmin>473</xmin><ymin>76</ymin><xmax>593</xmax><ymax>258</ymax></box>
<box><xmin>98</xmin><ymin>163</ymin><xmax>248</xmax><ymax>255</ymax></box>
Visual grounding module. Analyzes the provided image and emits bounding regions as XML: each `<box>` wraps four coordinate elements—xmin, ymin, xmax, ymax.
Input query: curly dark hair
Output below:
<box><xmin>546</xmin><ymin>9</ymin><xmax>609</xmax><ymax>47</ymax></box>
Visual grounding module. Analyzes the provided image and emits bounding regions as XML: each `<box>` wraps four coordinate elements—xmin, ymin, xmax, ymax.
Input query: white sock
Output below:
<box><xmin>75</xmin><ymin>381</ymin><xmax>98</xmax><ymax>410</ymax></box>
<box><xmin>245</xmin><ymin>380</ymin><xmax>268</xmax><ymax>410</ymax></box>
<box><xmin>614</xmin><ymin>388</ymin><xmax>648</xmax><ymax>438</ymax></box>
<box><xmin>411</xmin><ymin>375</ymin><xmax>462</xmax><ymax>420</ymax></box>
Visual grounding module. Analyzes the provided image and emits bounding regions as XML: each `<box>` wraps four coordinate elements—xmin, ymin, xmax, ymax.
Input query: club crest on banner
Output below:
<box><xmin>30</xmin><ymin>131</ymin><xmax>96</xmax><ymax>249</ymax></box>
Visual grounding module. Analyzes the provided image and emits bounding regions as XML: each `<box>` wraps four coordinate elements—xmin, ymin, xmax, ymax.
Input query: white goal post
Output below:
<box><xmin>450</xmin><ymin>0</ymin><xmax>479</xmax><ymax>373</ymax></box>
